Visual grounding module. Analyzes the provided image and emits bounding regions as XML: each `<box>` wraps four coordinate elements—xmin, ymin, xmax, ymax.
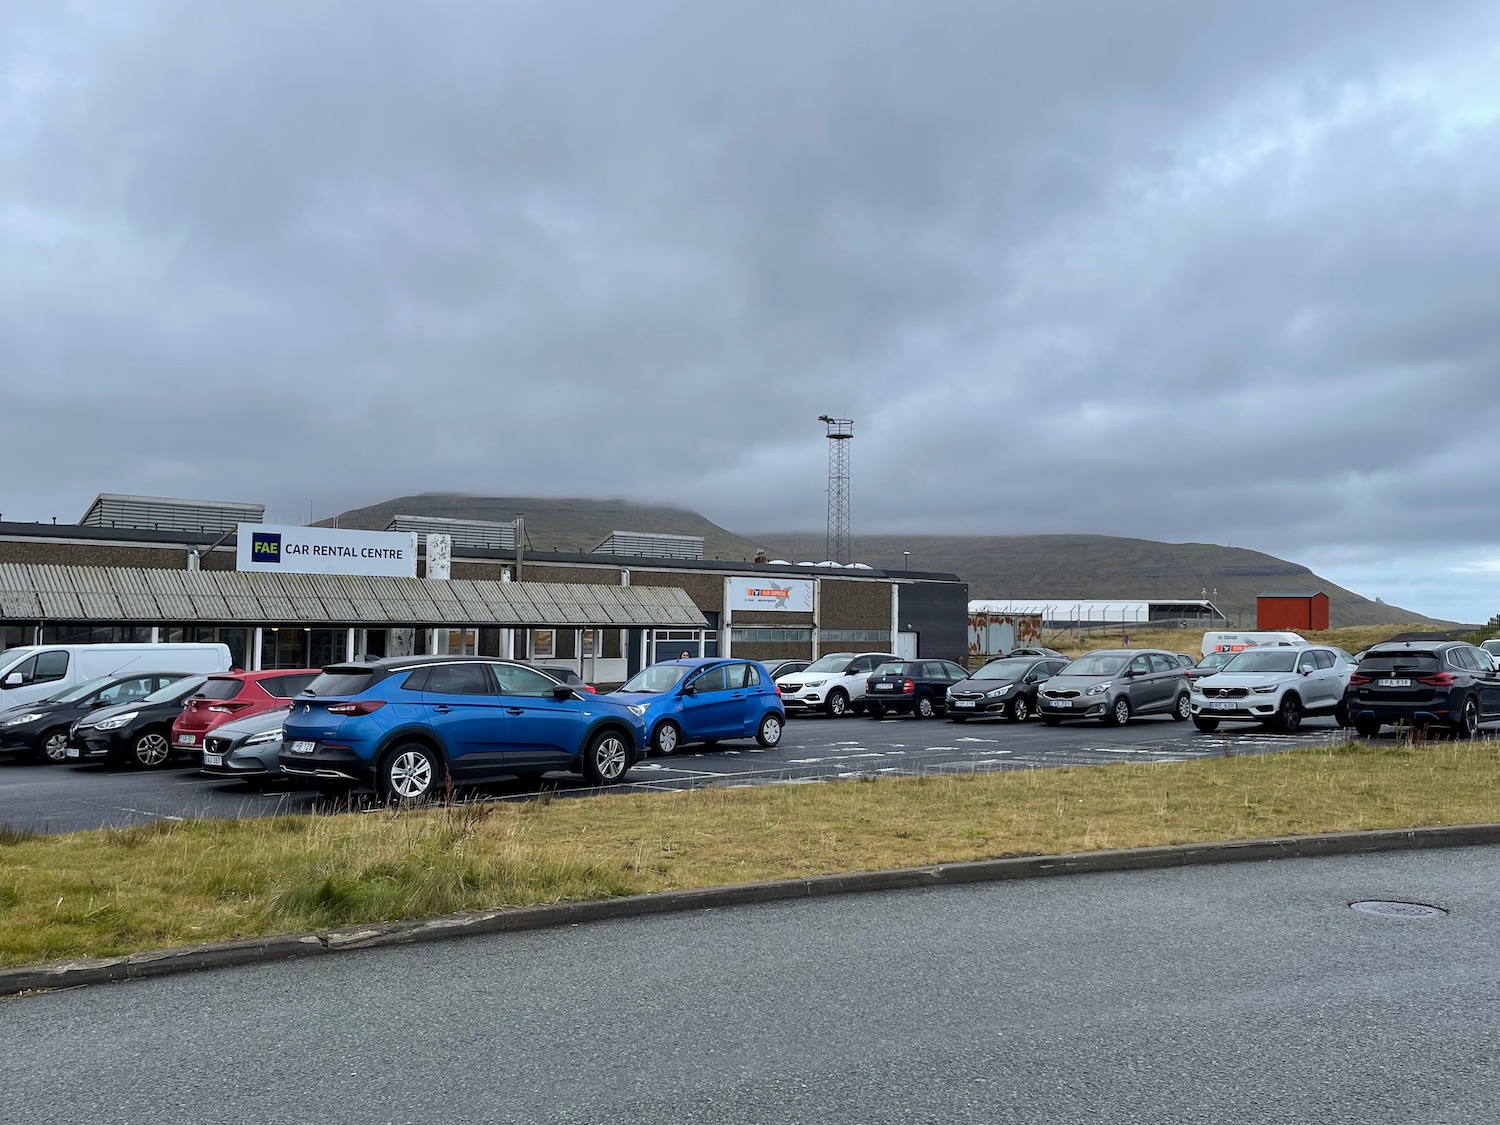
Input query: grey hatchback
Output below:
<box><xmin>1037</xmin><ymin>649</ymin><xmax>1192</xmax><ymax>726</ymax></box>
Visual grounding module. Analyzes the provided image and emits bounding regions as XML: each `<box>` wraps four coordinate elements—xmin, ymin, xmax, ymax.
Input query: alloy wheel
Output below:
<box><xmin>593</xmin><ymin>735</ymin><xmax>628</xmax><ymax>781</ymax></box>
<box><xmin>134</xmin><ymin>732</ymin><xmax>170</xmax><ymax>768</ymax></box>
<box><xmin>388</xmin><ymin>750</ymin><xmax>434</xmax><ymax>799</ymax></box>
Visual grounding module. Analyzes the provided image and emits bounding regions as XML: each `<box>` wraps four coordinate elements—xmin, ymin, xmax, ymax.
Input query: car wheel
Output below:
<box><xmin>1042</xmin><ymin>716</ymin><xmax>1063</xmax><ymax>727</ymax></box>
<box><xmin>1450</xmin><ymin>695</ymin><xmax>1479</xmax><ymax>740</ymax></box>
<box><xmin>131</xmin><ymin>729</ymin><xmax>173</xmax><ymax>769</ymax></box>
<box><xmin>582</xmin><ymin>728</ymin><xmax>631</xmax><ymax>786</ymax></box>
<box><xmin>825</xmin><ymin>690</ymin><xmax>849</xmax><ymax>718</ymax></box>
<box><xmin>1353</xmin><ymin>717</ymin><xmax>1380</xmax><ymax>739</ymax></box>
<box><xmin>1105</xmin><ymin>697</ymin><xmax>1131</xmax><ymax>726</ymax></box>
<box><xmin>652</xmin><ymin>720</ymin><xmax>682</xmax><ymax>756</ymax></box>
<box><xmin>914</xmin><ymin>695</ymin><xmax>936</xmax><ymax>720</ymax></box>
<box><xmin>1171</xmin><ymin>693</ymin><xmax>1191</xmax><ymax>721</ymax></box>
<box><xmin>1192</xmin><ymin>716</ymin><xmax>1220</xmax><ymax>732</ymax></box>
<box><xmin>379</xmin><ymin>742</ymin><xmax>442</xmax><ymax>804</ymax></box>
<box><xmin>38</xmin><ymin>727</ymin><xmax>71</xmax><ymax>763</ymax></box>
<box><xmin>1334</xmin><ymin>701</ymin><xmax>1350</xmax><ymax>728</ymax></box>
<box><xmin>1274</xmin><ymin>694</ymin><xmax>1303</xmax><ymax>734</ymax></box>
<box><xmin>866</xmin><ymin>703</ymin><xmax>886</xmax><ymax>719</ymax></box>
<box><xmin>756</xmin><ymin>713</ymin><xmax>783</xmax><ymax>748</ymax></box>
<box><xmin>1008</xmin><ymin>697</ymin><xmax>1030</xmax><ymax>723</ymax></box>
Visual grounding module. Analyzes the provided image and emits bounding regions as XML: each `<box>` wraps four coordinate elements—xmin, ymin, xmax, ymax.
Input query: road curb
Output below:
<box><xmin>5</xmin><ymin>822</ymin><xmax>1498</xmax><ymax>998</ymax></box>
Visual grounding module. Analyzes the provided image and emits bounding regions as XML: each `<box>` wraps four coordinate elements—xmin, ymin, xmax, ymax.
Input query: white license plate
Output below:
<box><xmin>289</xmin><ymin>740</ymin><xmax>316</xmax><ymax>754</ymax></box>
<box><xmin>953</xmin><ymin>700</ymin><xmax>975</xmax><ymax>708</ymax></box>
<box><xmin>178</xmin><ymin>733</ymin><xmax>197</xmax><ymax>744</ymax></box>
<box><xmin>203</xmin><ymin>752</ymin><xmax>223</xmax><ymax>767</ymax></box>
<box><xmin>1048</xmin><ymin>700</ymin><xmax>1072</xmax><ymax>708</ymax></box>
<box><xmin>874</xmin><ymin>683</ymin><xmax>894</xmax><ymax>691</ymax></box>
<box><xmin>1212</xmin><ymin>701</ymin><xmax>1238</xmax><ymax>711</ymax></box>
<box><xmin>65</xmin><ymin>747</ymin><xmax>79</xmax><ymax>758</ymax></box>
<box><xmin>1380</xmin><ymin>679</ymin><xmax>1412</xmax><ymax>688</ymax></box>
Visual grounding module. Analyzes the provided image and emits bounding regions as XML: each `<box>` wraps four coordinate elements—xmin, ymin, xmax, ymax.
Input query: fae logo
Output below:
<box><xmin>250</xmin><ymin>531</ymin><xmax>282</xmax><ymax>564</ymax></box>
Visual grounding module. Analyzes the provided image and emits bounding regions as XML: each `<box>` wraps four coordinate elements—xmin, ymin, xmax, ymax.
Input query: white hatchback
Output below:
<box><xmin>1190</xmin><ymin>645</ymin><xmax>1354</xmax><ymax>733</ymax></box>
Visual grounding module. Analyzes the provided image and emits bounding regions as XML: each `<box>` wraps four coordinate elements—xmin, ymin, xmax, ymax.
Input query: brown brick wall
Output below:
<box><xmin>819</xmin><ymin>579</ymin><xmax>893</xmax><ymax>630</ymax></box>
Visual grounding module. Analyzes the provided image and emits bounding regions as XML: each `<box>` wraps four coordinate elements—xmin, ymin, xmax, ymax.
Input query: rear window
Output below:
<box><xmin>874</xmin><ymin>662</ymin><xmax>915</xmax><ymax>676</ymax></box>
<box><xmin>263</xmin><ymin>673</ymin><xmax>318</xmax><ymax>698</ymax></box>
<box><xmin>195</xmin><ymin>678</ymin><xmax>245</xmax><ymax>701</ymax></box>
<box><xmin>1360</xmin><ymin>652</ymin><xmax>1440</xmax><ymax>673</ymax></box>
<box><xmin>304</xmin><ymin>669</ymin><xmax>381</xmax><ymax>698</ymax></box>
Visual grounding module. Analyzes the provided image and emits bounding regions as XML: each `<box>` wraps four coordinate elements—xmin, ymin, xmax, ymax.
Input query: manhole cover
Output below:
<box><xmin>1350</xmin><ymin>900</ymin><xmax>1447</xmax><ymax>918</ymax></box>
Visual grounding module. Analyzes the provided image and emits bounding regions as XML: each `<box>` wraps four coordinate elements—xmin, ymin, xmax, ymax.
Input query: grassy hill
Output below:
<box><xmin>329</xmin><ymin>494</ymin><xmax>1441</xmax><ymax>627</ymax></box>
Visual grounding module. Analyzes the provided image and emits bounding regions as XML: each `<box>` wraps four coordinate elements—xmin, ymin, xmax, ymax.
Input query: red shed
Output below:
<box><xmin>1256</xmin><ymin>591</ymin><xmax>1330</xmax><ymax>631</ymax></box>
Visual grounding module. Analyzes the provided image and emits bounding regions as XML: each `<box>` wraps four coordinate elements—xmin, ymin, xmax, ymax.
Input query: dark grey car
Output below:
<box><xmin>199</xmin><ymin>705</ymin><xmax>292</xmax><ymax>783</ymax></box>
<box><xmin>1037</xmin><ymin>649</ymin><xmax>1192</xmax><ymax>726</ymax></box>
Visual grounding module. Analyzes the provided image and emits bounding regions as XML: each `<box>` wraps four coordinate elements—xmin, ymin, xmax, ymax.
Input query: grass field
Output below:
<box><xmin>1040</xmin><ymin>623</ymin><xmax>1437</xmax><ymax>660</ymax></box>
<box><xmin>1</xmin><ymin>736</ymin><xmax>1498</xmax><ymax>969</ymax></box>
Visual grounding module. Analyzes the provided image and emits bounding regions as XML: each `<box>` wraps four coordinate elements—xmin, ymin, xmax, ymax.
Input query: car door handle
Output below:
<box><xmin>732</xmin><ymin>692</ymin><xmax>745</xmax><ymax>698</ymax></box>
<box><xmin>507</xmin><ymin>708</ymin><xmax>525</xmax><ymax>715</ymax></box>
<box><xmin>432</xmin><ymin>705</ymin><xmax>452</xmax><ymax>714</ymax></box>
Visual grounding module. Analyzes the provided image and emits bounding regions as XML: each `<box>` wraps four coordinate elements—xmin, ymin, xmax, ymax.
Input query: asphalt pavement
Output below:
<box><xmin>4</xmin><ymin>844</ymin><xmax>1496</xmax><ymax>1124</ymax></box>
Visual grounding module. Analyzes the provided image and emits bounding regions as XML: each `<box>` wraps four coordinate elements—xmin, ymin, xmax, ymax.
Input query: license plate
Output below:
<box><xmin>65</xmin><ymin>747</ymin><xmax>79</xmax><ymax>758</ymax></box>
<box><xmin>177</xmin><ymin>734</ymin><xmax>196</xmax><ymax>744</ymax></box>
<box><xmin>289</xmin><ymin>740</ymin><xmax>316</xmax><ymax>754</ymax></box>
<box><xmin>1212</xmin><ymin>701</ymin><xmax>1238</xmax><ymax>711</ymax></box>
<box><xmin>203</xmin><ymin>752</ymin><xmax>223</xmax><ymax>767</ymax></box>
<box><xmin>953</xmin><ymin>700</ymin><xmax>975</xmax><ymax>708</ymax></box>
<box><xmin>1380</xmin><ymin>679</ymin><xmax>1412</xmax><ymax>688</ymax></box>
<box><xmin>874</xmin><ymin>683</ymin><xmax>894</xmax><ymax>691</ymax></box>
<box><xmin>1048</xmin><ymin>700</ymin><xmax>1072</xmax><ymax>708</ymax></box>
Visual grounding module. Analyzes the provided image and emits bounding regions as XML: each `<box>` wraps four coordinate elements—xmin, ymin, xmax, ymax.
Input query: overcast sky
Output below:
<box><xmin>4</xmin><ymin>1</ymin><xmax>1499</xmax><ymax>621</ymax></box>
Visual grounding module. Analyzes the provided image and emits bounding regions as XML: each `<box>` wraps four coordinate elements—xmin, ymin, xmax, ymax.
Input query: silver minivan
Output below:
<box><xmin>1037</xmin><ymin>649</ymin><xmax>1192</xmax><ymax>726</ymax></box>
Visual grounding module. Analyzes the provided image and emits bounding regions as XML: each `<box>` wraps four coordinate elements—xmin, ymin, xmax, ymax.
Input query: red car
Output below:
<box><xmin>170</xmin><ymin>669</ymin><xmax>319</xmax><ymax>757</ymax></box>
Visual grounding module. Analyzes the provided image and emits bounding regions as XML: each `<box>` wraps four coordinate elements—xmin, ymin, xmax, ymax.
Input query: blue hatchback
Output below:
<box><xmin>611</xmin><ymin>658</ymin><xmax>786</xmax><ymax>756</ymax></box>
<box><xmin>278</xmin><ymin>656</ymin><xmax>647</xmax><ymax>801</ymax></box>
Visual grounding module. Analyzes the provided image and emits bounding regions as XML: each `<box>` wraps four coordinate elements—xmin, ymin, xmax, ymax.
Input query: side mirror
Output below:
<box><xmin>681</xmin><ymin>682</ymin><xmax>697</xmax><ymax>696</ymax></box>
<box><xmin>551</xmin><ymin>684</ymin><xmax>577</xmax><ymax>700</ymax></box>
<box><xmin>2</xmin><ymin>672</ymin><xmax>21</xmax><ymax>688</ymax></box>
<box><xmin>89</xmin><ymin>698</ymin><xmax>111</xmax><ymax>709</ymax></box>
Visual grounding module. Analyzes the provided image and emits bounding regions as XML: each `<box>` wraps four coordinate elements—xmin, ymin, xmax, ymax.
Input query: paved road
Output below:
<box><xmin>4</xmin><ymin>845</ymin><xmax>1496</xmax><ymax>1123</ymax></box>
<box><xmin>0</xmin><ymin>712</ymin><xmax>1347</xmax><ymax>835</ymax></box>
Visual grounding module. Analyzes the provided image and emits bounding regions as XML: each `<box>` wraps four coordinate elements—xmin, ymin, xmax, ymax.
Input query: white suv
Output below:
<box><xmin>1190</xmin><ymin>644</ymin><xmax>1355</xmax><ymax>733</ymax></box>
<box><xmin>775</xmin><ymin>652</ymin><xmax>898</xmax><ymax>718</ymax></box>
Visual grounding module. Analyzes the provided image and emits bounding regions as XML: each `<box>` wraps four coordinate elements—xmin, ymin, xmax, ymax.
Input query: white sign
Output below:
<box><xmin>236</xmin><ymin>523</ymin><xmax>418</xmax><ymax>577</ymax></box>
<box><xmin>727</xmin><ymin>576</ymin><xmax>814</xmax><ymax>613</ymax></box>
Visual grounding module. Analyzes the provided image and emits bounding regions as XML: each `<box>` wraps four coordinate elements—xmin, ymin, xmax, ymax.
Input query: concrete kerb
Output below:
<box><xmin>5</xmin><ymin>821</ymin><xmax>1499</xmax><ymax>998</ymax></box>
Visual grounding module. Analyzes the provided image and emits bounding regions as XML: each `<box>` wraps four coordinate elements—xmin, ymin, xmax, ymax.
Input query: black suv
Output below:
<box><xmin>1345</xmin><ymin>641</ymin><xmax>1500</xmax><ymax>738</ymax></box>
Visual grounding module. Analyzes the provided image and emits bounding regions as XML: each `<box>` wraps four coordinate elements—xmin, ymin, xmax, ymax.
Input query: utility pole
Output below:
<box><xmin>818</xmin><ymin>415</ymin><xmax>853</xmax><ymax>565</ymax></box>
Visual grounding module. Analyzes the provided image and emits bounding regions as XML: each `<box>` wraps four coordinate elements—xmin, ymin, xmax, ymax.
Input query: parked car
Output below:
<box><xmin>1187</xmin><ymin>649</ymin><xmax>1239</xmax><ymax>681</ymax></box>
<box><xmin>611</xmin><ymin>658</ymin><xmax>786</xmax><ymax>754</ymax></box>
<box><xmin>1190</xmin><ymin>645</ymin><xmax>1354</xmax><ymax>733</ymax></box>
<box><xmin>945</xmin><ymin>656</ymin><xmax>1070</xmax><ymax>722</ymax></box>
<box><xmin>774</xmin><ymin>651</ymin><xmax>898</xmax><ymax>717</ymax></box>
<box><xmin>1037</xmin><ymin>649</ymin><xmax>1192</xmax><ymax>725</ymax></box>
<box><xmin>1480</xmin><ymin>639</ymin><xmax>1500</xmax><ymax>663</ymax></box>
<box><xmin>0</xmin><ymin>643</ymin><xmax>230</xmax><ymax>711</ymax></box>
<box><xmin>0</xmin><ymin>672</ymin><xmax>194</xmax><ymax>762</ymax></box>
<box><xmin>1004</xmin><ymin>647</ymin><xmax>1067</xmax><ymax>661</ymax></box>
<box><xmin>861</xmin><ymin>659</ymin><xmax>969</xmax><ymax>719</ymax></box>
<box><xmin>763</xmin><ymin>659</ymin><xmax>811</xmax><ymax>680</ymax></box>
<box><xmin>528</xmin><ymin>665</ymin><xmax>596</xmax><ymax>693</ymax></box>
<box><xmin>199</xmin><ymin>706</ymin><xmax>293</xmax><ymax>784</ymax></box>
<box><xmin>171</xmin><ymin>669</ymin><xmax>319</xmax><ymax>756</ymax></box>
<box><xmin>1345</xmin><ymin>641</ymin><xmax>1500</xmax><ymax>739</ymax></box>
<box><xmin>278</xmin><ymin>656</ymin><xmax>647</xmax><ymax>800</ymax></box>
<box><xmin>65</xmin><ymin>675</ymin><xmax>212</xmax><ymax>768</ymax></box>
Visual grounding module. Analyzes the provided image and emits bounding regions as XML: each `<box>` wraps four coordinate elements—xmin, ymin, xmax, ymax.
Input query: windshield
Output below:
<box><xmin>0</xmin><ymin>647</ymin><xmax>37</xmax><ymax>676</ymax></box>
<box><xmin>46</xmin><ymin>676</ymin><xmax>119</xmax><ymax>704</ymax></box>
<box><xmin>1221</xmin><ymin>650</ymin><xmax>1299</xmax><ymax>673</ymax></box>
<box><xmin>803</xmin><ymin>653</ymin><xmax>855</xmax><ymax>674</ymax></box>
<box><xmin>973</xmin><ymin>659</ymin><xmax>1036</xmax><ymax>681</ymax></box>
<box><xmin>1061</xmin><ymin>654</ymin><xmax>1127</xmax><ymax>677</ymax></box>
<box><xmin>1198</xmin><ymin>651</ymin><xmax>1235</xmax><ymax>669</ymax></box>
<box><xmin>620</xmin><ymin>665</ymin><xmax>692</xmax><ymax>693</ymax></box>
<box><xmin>145</xmin><ymin>676</ymin><xmax>207</xmax><ymax>704</ymax></box>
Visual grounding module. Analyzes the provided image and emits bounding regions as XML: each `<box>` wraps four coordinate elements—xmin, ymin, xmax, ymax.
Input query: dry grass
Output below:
<box><xmin>1046</xmin><ymin>623</ymin><xmax>1427</xmax><ymax>659</ymax></box>
<box><xmin>1</xmin><ymin>737</ymin><xmax>1498</xmax><ymax>968</ymax></box>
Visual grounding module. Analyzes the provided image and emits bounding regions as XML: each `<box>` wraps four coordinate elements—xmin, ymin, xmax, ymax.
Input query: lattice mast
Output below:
<box><xmin>818</xmin><ymin>415</ymin><xmax>853</xmax><ymax>565</ymax></box>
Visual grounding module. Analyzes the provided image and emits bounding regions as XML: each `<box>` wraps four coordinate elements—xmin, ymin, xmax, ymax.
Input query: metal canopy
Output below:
<box><xmin>0</xmin><ymin>564</ymin><xmax>709</xmax><ymax>628</ymax></box>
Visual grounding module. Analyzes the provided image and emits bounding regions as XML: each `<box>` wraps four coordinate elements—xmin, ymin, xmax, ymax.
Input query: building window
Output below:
<box><xmin>819</xmin><ymin>629</ymin><xmax>892</xmax><ymax>644</ymax></box>
<box><xmin>531</xmin><ymin>629</ymin><xmax>555</xmax><ymax>659</ymax></box>
<box><xmin>581</xmin><ymin>629</ymin><xmax>600</xmax><ymax>657</ymax></box>
<box><xmin>730</xmin><ymin>628</ymin><xmax>813</xmax><ymax>643</ymax></box>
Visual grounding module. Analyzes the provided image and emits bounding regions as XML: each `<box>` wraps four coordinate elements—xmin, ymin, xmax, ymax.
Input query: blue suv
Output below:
<box><xmin>278</xmin><ymin>656</ymin><xmax>647</xmax><ymax>801</ymax></box>
<box><xmin>611</xmin><ymin>658</ymin><xmax>786</xmax><ymax>756</ymax></box>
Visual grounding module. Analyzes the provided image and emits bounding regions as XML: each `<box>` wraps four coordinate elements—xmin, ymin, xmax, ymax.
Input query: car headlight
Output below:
<box><xmin>1085</xmin><ymin>682</ymin><xmax>1111</xmax><ymax>696</ymax></box>
<box><xmin>243</xmin><ymin>728</ymin><xmax>284</xmax><ymax>746</ymax></box>
<box><xmin>1252</xmin><ymin>685</ymin><xmax>1279</xmax><ymax>694</ymax></box>
<box><xmin>803</xmin><ymin>679</ymin><xmax>826</xmax><ymax>688</ymax></box>
<box><xmin>2</xmin><ymin>713</ymin><xmax>45</xmax><ymax>726</ymax></box>
<box><xmin>984</xmin><ymin>687</ymin><xmax>1011</xmax><ymax>698</ymax></box>
<box><xmin>93</xmin><ymin>711</ymin><xmax>138</xmax><ymax>730</ymax></box>
<box><xmin>627</xmin><ymin>703</ymin><xmax>650</xmax><ymax>717</ymax></box>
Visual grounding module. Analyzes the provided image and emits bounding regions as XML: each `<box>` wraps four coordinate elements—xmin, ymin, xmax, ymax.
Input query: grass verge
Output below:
<box><xmin>0</xmin><ymin>737</ymin><xmax>1497</xmax><ymax>968</ymax></box>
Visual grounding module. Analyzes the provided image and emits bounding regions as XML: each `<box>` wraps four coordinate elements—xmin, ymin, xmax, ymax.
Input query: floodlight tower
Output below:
<box><xmin>818</xmin><ymin>414</ymin><xmax>854</xmax><ymax>565</ymax></box>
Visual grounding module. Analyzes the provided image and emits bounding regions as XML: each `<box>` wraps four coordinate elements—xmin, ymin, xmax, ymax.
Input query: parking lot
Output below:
<box><xmin>0</xmin><ymin>711</ymin><xmax>1348</xmax><ymax>835</ymax></box>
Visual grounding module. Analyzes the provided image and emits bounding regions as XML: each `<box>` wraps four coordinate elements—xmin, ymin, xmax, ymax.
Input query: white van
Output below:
<box><xmin>1199</xmin><ymin>631</ymin><xmax>1306</xmax><ymax>657</ymax></box>
<box><xmin>0</xmin><ymin>644</ymin><xmax>232</xmax><ymax>710</ymax></box>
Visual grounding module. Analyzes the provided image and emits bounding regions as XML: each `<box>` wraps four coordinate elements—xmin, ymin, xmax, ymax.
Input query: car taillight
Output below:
<box><xmin>1349</xmin><ymin>673</ymin><xmax>1372</xmax><ymax>685</ymax></box>
<box><xmin>327</xmin><ymin>700</ymin><xmax>386</xmax><ymax>716</ymax></box>
<box><xmin>1417</xmin><ymin>673</ymin><xmax>1455</xmax><ymax>687</ymax></box>
<box><xmin>774</xmin><ymin>684</ymin><xmax>782</xmax><ymax>695</ymax></box>
<box><xmin>583</xmin><ymin>685</ymin><xmax>596</xmax><ymax>693</ymax></box>
<box><xmin>208</xmin><ymin>700</ymin><xmax>253</xmax><ymax>714</ymax></box>
<box><xmin>902</xmin><ymin>679</ymin><xmax>915</xmax><ymax>693</ymax></box>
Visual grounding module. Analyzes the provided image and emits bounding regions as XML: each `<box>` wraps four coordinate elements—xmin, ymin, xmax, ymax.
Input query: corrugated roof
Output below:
<box><xmin>0</xmin><ymin>564</ymin><xmax>708</xmax><ymax>628</ymax></box>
